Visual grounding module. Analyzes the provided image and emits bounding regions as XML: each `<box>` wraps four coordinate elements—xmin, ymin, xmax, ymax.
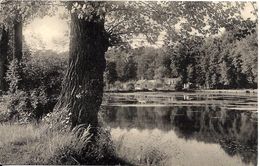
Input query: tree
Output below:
<box><xmin>53</xmin><ymin>1</ymin><xmax>165</xmax><ymax>131</ymax></box>
<box><xmin>0</xmin><ymin>25</ymin><xmax>8</xmax><ymax>91</ymax></box>
<box><xmin>155</xmin><ymin>53</ymin><xmax>172</xmax><ymax>78</ymax></box>
<box><xmin>0</xmin><ymin>0</ymin><xmax>51</xmax><ymax>92</ymax></box>
<box><xmin>106</xmin><ymin>48</ymin><xmax>129</xmax><ymax>81</ymax></box>
<box><xmin>53</xmin><ymin>1</ymin><xmax>247</xmax><ymax>132</ymax></box>
<box><xmin>12</xmin><ymin>14</ymin><xmax>22</xmax><ymax>61</ymax></box>
<box><xmin>134</xmin><ymin>47</ymin><xmax>157</xmax><ymax>80</ymax></box>
<box><xmin>53</xmin><ymin>2</ymin><xmax>109</xmax><ymax>132</ymax></box>
<box><xmin>233</xmin><ymin>32</ymin><xmax>257</xmax><ymax>88</ymax></box>
<box><xmin>123</xmin><ymin>56</ymin><xmax>137</xmax><ymax>81</ymax></box>
<box><xmin>219</xmin><ymin>61</ymin><xmax>231</xmax><ymax>88</ymax></box>
<box><xmin>217</xmin><ymin>32</ymin><xmax>237</xmax><ymax>88</ymax></box>
<box><xmin>168</xmin><ymin>39</ymin><xmax>200</xmax><ymax>84</ymax></box>
<box><xmin>154</xmin><ymin>66</ymin><xmax>167</xmax><ymax>80</ymax></box>
<box><xmin>198</xmin><ymin>37</ymin><xmax>220</xmax><ymax>88</ymax></box>
<box><xmin>104</xmin><ymin>61</ymin><xmax>118</xmax><ymax>85</ymax></box>
<box><xmin>164</xmin><ymin>2</ymin><xmax>248</xmax><ymax>88</ymax></box>
<box><xmin>187</xmin><ymin>64</ymin><xmax>195</xmax><ymax>83</ymax></box>
<box><xmin>0</xmin><ymin>1</ymin><xmax>48</xmax><ymax>59</ymax></box>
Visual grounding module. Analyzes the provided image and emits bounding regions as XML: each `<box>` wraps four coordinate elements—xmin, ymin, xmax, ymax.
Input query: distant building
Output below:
<box><xmin>183</xmin><ymin>82</ymin><xmax>193</xmax><ymax>90</ymax></box>
<box><xmin>163</xmin><ymin>78</ymin><xmax>178</xmax><ymax>86</ymax></box>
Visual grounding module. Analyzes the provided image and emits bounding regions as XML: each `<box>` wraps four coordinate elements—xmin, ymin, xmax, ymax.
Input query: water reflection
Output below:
<box><xmin>101</xmin><ymin>104</ymin><xmax>257</xmax><ymax>165</ymax></box>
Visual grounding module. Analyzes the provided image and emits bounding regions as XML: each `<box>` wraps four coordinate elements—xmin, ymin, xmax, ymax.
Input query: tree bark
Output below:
<box><xmin>54</xmin><ymin>13</ymin><xmax>108</xmax><ymax>131</ymax></box>
<box><xmin>0</xmin><ymin>25</ymin><xmax>9</xmax><ymax>92</ymax></box>
<box><xmin>13</xmin><ymin>18</ymin><xmax>23</xmax><ymax>61</ymax></box>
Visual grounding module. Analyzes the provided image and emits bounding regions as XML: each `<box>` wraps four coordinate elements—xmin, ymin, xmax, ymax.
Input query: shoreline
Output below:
<box><xmin>104</xmin><ymin>89</ymin><xmax>258</xmax><ymax>94</ymax></box>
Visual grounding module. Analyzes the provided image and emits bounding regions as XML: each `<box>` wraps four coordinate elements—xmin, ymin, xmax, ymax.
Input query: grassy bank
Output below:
<box><xmin>0</xmin><ymin>123</ymin><xmax>128</xmax><ymax>165</ymax></box>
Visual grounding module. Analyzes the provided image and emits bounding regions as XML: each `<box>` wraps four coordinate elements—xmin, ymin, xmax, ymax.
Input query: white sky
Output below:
<box><xmin>24</xmin><ymin>14</ymin><xmax>69</xmax><ymax>53</ymax></box>
<box><xmin>23</xmin><ymin>2</ymin><xmax>256</xmax><ymax>53</ymax></box>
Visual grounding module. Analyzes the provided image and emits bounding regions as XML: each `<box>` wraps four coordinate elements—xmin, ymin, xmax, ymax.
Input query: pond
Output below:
<box><xmin>101</xmin><ymin>92</ymin><xmax>258</xmax><ymax>166</ymax></box>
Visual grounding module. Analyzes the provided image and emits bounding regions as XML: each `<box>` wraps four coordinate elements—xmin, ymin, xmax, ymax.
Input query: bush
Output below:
<box><xmin>172</xmin><ymin>77</ymin><xmax>183</xmax><ymax>91</ymax></box>
<box><xmin>125</xmin><ymin>81</ymin><xmax>135</xmax><ymax>91</ymax></box>
<box><xmin>113</xmin><ymin>81</ymin><xmax>123</xmax><ymax>91</ymax></box>
<box><xmin>3</xmin><ymin>90</ymin><xmax>30</xmax><ymax>123</ymax></box>
<box><xmin>0</xmin><ymin>103</ymin><xmax>9</xmax><ymax>123</ymax></box>
<box><xmin>21</xmin><ymin>55</ymin><xmax>67</xmax><ymax>95</ymax></box>
<box><xmin>2</xmin><ymin>54</ymin><xmax>67</xmax><ymax>123</ymax></box>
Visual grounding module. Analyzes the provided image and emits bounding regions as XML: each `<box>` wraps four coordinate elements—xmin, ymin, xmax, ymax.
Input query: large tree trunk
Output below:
<box><xmin>13</xmin><ymin>18</ymin><xmax>23</xmax><ymax>61</ymax></box>
<box><xmin>0</xmin><ymin>25</ymin><xmax>9</xmax><ymax>92</ymax></box>
<box><xmin>54</xmin><ymin>13</ymin><xmax>108</xmax><ymax>132</ymax></box>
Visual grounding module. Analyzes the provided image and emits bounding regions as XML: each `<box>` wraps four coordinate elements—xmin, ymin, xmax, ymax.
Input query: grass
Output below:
<box><xmin>0</xmin><ymin>124</ymin><xmax>42</xmax><ymax>164</ymax></box>
<box><xmin>0</xmin><ymin>123</ymin><xmax>128</xmax><ymax>165</ymax></box>
<box><xmin>0</xmin><ymin>123</ymin><xmax>167</xmax><ymax>165</ymax></box>
<box><xmin>112</xmin><ymin>133</ymin><xmax>169</xmax><ymax>166</ymax></box>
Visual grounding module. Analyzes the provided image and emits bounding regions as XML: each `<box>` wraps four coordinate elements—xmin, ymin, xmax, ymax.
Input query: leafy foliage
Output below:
<box><xmin>2</xmin><ymin>51</ymin><xmax>67</xmax><ymax>122</ymax></box>
<box><xmin>105</xmin><ymin>24</ymin><xmax>257</xmax><ymax>90</ymax></box>
<box><xmin>122</xmin><ymin>56</ymin><xmax>137</xmax><ymax>81</ymax></box>
<box><xmin>0</xmin><ymin>0</ymin><xmax>55</xmax><ymax>27</ymax></box>
<box><xmin>62</xmin><ymin>1</ymin><xmax>248</xmax><ymax>48</ymax></box>
<box><xmin>104</xmin><ymin>61</ymin><xmax>117</xmax><ymax>85</ymax></box>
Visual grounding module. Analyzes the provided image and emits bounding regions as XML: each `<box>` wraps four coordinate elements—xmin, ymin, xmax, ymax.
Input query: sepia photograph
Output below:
<box><xmin>0</xmin><ymin>0</ymin><xmax>258</xmax><ymax>165</ymax></box>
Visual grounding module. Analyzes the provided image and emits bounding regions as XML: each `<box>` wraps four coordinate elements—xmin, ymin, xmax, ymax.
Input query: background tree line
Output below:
<box><xmin>105</xmin><ymin>19</ymin><xmax>257</xmax><ymax>89</ymax></box>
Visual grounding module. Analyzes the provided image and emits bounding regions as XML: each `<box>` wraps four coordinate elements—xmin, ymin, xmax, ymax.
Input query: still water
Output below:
<box><xmin>101</xmin><ymin>92</ymin><xmax>258</xmax><ymax>166</ymax></box>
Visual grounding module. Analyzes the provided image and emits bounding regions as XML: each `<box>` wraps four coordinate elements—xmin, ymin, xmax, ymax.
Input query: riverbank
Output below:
<box><xmin>195</xmin><ymin>89</ymin><xmax>257</xmax><ymax>94</ymax></box>
<box><xmin>105</xmin><ymin>89</ymin><xmax>258</xmax><ymax>95</ymax></box>
<box><xmin>103</xmin><ymin>90</ymin><xmax>257</xmax><ymax>112</ymax></box>
<box><xmin>0</xmin><ymin>124</ymin><xmax>128</xmax><ymax>165</ymax></box>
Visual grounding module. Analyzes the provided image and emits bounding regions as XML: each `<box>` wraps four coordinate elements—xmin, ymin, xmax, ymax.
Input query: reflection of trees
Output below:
<box><xmin>101</xmin><ymin>106</ymin><xmax>257</xmax><ymax>165</ymax></box>
<box><xmin>102</xmin><ymin>106</ymin><xmax>172</xmax><ymax>130</ymax></box>
<box><xmin>171</xmin><ymin>106</ymin><xmax>257</xmax><ymax>165</ymax></box>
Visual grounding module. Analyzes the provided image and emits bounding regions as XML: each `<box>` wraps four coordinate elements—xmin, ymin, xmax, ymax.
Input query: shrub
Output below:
<box><xmin>3</xmin><ymin>90</ymin><xmax>30</xmax><ymax>122</ymax></box>
<box><xmin>2</xmin><ymin>54</ymin><xmax>67</xmax><ymax>123</ymax></box>
<box><xmin>0</xmin><ymin>103</ymin><xmax>9</xmax><ymax>123</ymax></box>
<box><xmin>113</xmin><ymin>81</ymin><xmax>123</xmax><ymax>91</ymax></box>
<box><xmin>125</xmin><ymin>81</ymin><xmax>135</xmax><ymax>91</ymax></box>
<box><xmin>21</xmin><ymin>55</ymin><xmax>67</xmax><ymax>95</ymax></box>
<box><xmin>172</xmin><ymin>77</ymin><xmax>183</xmax><ymax>91</ymax></box>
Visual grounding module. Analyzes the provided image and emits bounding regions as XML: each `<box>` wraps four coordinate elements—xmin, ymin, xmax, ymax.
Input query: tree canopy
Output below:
<box><xmin>0</xmin><ymin>0</ymin><xmax>257</xmax><ymax>132</ymax></box>
<box><xmin>58</xmin><ymin>1</ymin><xmax>251</xmax><ymax>49</ymax></box>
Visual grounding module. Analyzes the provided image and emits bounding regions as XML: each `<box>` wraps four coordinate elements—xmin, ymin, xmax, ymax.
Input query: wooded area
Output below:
<box><xmin>0</xmin><ymin>1</ymin><xmax>257</xmax><ymax>165</ymax></box>
<box><xmin>105</xmin><ymin>22</ymin><xmax>257</xmax><ymax>90</ymax></box>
